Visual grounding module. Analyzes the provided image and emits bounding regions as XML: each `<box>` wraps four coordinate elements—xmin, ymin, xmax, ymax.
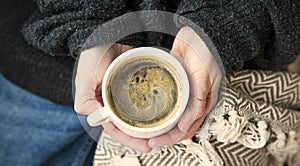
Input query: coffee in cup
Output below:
<box><xmin>108</xmin><ymin>56</ymin><xmax>181</xmax><ymax>128</ymax></box>
<box><xmin>87</xmin><ymin>47</ymin><xmax>189</xmax><ymax>138</ymax></box>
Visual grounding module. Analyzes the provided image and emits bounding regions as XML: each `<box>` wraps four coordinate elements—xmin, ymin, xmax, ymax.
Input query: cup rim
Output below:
<box><xmin>101</xmin><ymin>47</ymin><xmax>189</xmax><ymax>133</ymax></box>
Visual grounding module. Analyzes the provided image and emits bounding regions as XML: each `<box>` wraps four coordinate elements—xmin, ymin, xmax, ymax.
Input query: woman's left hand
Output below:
<box><xmin>148</xmin><ymin>26</ymin><xmax>222</xmax><ymax>147</ymax></box>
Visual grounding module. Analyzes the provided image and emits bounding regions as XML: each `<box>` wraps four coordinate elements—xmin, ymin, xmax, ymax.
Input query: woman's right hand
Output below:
<box><xmin>74</xmin><ymin>44</ymin><xmax>152</xmax><ymax>153</ymax></box>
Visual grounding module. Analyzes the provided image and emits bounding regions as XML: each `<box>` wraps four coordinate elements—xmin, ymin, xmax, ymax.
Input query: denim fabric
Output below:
<box><xmin>0</xmin><ymin>75</ymin><xmax>101</xmax><ymax>166</ymax></box>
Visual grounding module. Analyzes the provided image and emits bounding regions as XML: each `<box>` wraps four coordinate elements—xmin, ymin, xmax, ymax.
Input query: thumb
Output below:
<box><xmin>74</xmin><ymin>61</ymin><xmax>102</xmax><ymax>115</ymax></box>
<box><xmin>74</xmin><ymin>45</ymin><xmax>112</xmax><ymax>115</ymax></box>
<box><xmin>73</xmin><ymin>44</ymin><xmax>133</xmax><ymax>115</ymax></box>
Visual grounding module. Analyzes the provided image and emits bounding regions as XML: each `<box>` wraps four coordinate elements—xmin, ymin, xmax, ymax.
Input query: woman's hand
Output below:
<box><xmin>148</xmin><ymin>26</ymin><xmax>222</xmax><ymax>147</ymax></box>
<box><xmin>74</xmin><ymin>44</ymin><xmax>152</xmax><ymax>153</ymax></box>
<box><xmin>74</xmin><ymin>26</ymin><xmax>222</xmax><ymax>152</ymax></box>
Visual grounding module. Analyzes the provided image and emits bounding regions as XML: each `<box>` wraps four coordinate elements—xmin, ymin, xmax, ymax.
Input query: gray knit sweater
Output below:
<box><xmin>1</xmin><ymin>0</ymin><xmax>299</xmax><ymax>105</ymax></box>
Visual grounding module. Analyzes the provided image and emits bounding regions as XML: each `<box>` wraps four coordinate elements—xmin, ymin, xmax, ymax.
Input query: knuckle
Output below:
<box><xmin>73</xmin><ymin>99</ymin><xmax>85</xmax><ymax>114</ymax></box>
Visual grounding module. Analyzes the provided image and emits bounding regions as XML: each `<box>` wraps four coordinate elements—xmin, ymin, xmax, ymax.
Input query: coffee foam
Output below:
<box><xmin>108</xmin><ymin>56</ymin><xmax>180</xmax><ymax>128</ymax></box>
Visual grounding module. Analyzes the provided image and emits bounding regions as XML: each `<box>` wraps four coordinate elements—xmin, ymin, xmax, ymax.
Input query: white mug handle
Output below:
<box><xmin>87</xmin><ymin>107</ymin><xmax>110</xmax><ymax>127</ymax></box>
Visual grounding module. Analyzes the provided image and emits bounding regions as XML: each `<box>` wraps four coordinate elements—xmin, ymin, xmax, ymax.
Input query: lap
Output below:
<box><xmin>0</xmin><ymin>75</ymin><xmax>100</xmax><ymax>166</ymax></box>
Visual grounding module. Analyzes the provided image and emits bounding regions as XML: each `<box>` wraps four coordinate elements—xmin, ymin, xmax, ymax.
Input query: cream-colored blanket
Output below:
<box><xmin>93</xmin><ymin>70</ymin><xmax>300</xmax><ymax>166</ymax></box>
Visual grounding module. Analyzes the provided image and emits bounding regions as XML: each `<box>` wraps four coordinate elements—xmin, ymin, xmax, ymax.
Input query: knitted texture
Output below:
<box><xmin>0</xmin><ymin>0</ymin><xmax>144</xmax><ymax>105</ymax></box>
<box><xmin>1</xmin><ymin>0</ymin><xmax>300</xmax><ymax>105</ymax></box>
<box><xmin>176</xmin><ymin>0</ymin><xmax>300</xmax><ymax>73</ymax></box>
<box><xmin>22</xmin><ymin>0</ymin><xmax>145</xmax><ymax>56</ymax></box>
<box><xmin>0</xmin><ymin>0</ymin><xmax>75</xmax><ymax>105</ymax></box>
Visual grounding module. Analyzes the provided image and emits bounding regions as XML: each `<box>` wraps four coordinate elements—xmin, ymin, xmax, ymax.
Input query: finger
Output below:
<box><xmin>181</xmin><ymin>117</ymin><xmax>205</xmax><ymax>140</ymax></box>
<box><xmin>74</xmin><ymin>45</ymin><xmax>113</xmax><ymax>114</ymax></box>
<box><xmin>102</xmin><ymin>121</ymin><xmax>152</xmax><ymax>153</ymax></box>
<box><xmin>174</xmin><ymin>44</ymin><xmax>211</xmax><ymax>99</ymax></box>
<box><xmin>119</xmin><ymin>44</ymin><xmax>134</xmax><ymax>53</ymax></box>
<box><xmin>74</xmin><ymin>67</ymin><xmax>102</xmax><ymax>115</ymax></box>
<box><xmin>149</xmin><ymin>96</ymin><xmax>210</xmax><ymax>147</ymax></box>
<box><xmin>178</xmin><ymin>59</ymin><xmax>209</xmax><ymax>132</ymax></box>
<box><xmin>152</xmin><ymin>97</ymin><xmax>212</xmax><ymax>146</ymax></box>
<box><xmin>171</xmin><ymin>37</ymin><xmax>187</xmax><ymax>59</ymax></box>
<box><xmin>181</xmin><ymin>93</ymin><xmax>212</xmax><ymax>140</ymax></box>
<box><xmin>180</xmin><ymin>94</ymin><xmax>213</xmax><ymax>140</ymax></box>
<box><xmin>74</xmin><ymin>45</ymin><xmax>133</xmax><ymax>115</ymax></box>
<box><xmin>148</xmin><ymin>127</ymin><xmax>186</xmax><ymax>147</ymax></box>
<box><xmin>74</xmin><ymin>53</ymin><xmax>102</xmax><ymax>115</ymax></box>
<box><xmin>205</xmin><ymin>72</ymin><xmax>222</xmax><ymax>111</ymax></box>
<box><xmin>74</xmin><ymin>93</ymin><xmax>103</xmax><ymax>115</ymax></box>
<box><xmin>178</xmin><ymin>96</ymin><xmax>206</xmax><ymax>132</ymax></box>
<box><xmin>188</xmin><ymin>71</ymin><xmax>210</xmax><ymax>100</ymax></box>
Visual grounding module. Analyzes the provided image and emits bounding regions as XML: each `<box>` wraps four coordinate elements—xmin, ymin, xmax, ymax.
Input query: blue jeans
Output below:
<box><xmin>0</xmin><ymin>75</ymin><xmax>101</xmax><ymax>166</ymax></box>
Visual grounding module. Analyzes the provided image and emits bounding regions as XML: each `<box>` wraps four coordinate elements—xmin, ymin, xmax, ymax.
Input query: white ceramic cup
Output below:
<box><xmin>87</xmin><ymin>47</ymin><xmax>189</xmax><ymax>138</ymax></box>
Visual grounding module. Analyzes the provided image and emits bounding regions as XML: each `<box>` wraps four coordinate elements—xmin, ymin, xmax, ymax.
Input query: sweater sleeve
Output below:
<box><xmin>22</xmin><ymin>0</ymin><xmax>145</xmax><ymax>57</ymax></box>
<box><xmin>175</xmin><ymin>0</ymin><xmax>300</xmax><ymax>73</ymax></box>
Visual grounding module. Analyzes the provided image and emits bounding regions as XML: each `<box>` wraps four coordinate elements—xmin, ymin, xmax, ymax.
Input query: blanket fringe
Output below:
<box><xmin>180</xmin><ymin>139</ymin><xmax>223</xmax><ymax>166</ymax></box>
<box><xmin>267</xmin><ymin>130</ymin><xmax>299</xmax><ymax>164</ymax></box>
<box><xmin>237</xmin><ymin>121</ymin><xmax>270</xmax><ymax>149</ymax></box>
<box><xmin>211</xmin><ymin>110</ymin><xmax>270</xmax><ymax>149</ymax></box>
<box><xmin>212</xmin><ymin>110</ymin><xmax>247</xmax><ymax>144</ymax></box>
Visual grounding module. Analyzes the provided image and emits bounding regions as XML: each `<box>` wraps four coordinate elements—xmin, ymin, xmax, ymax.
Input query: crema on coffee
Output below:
<box><xmin>107</xmin><ymin>56</ymin><xmax>181</xmax><ymax>128</ymax></box>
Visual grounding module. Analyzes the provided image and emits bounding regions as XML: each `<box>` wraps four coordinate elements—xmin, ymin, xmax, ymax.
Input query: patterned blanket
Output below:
<box><xmin>93</xmin><ymin>70</ymin><xmax>300</xmax><ymax>166</ymax></box>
